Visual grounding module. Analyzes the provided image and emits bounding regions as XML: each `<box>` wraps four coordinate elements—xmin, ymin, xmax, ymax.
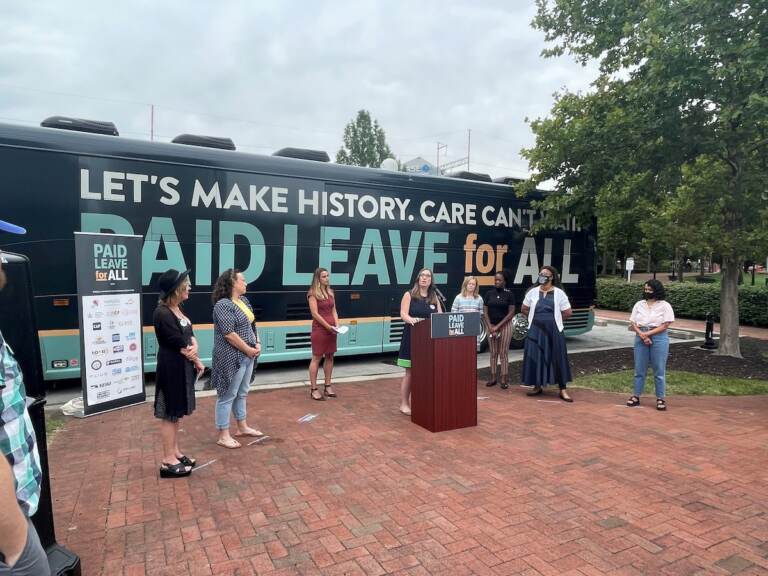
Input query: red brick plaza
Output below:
<box><xmin>49</xmin><ymin>379</ymin><xmax>768</xmax><ymax>575</ymax></box>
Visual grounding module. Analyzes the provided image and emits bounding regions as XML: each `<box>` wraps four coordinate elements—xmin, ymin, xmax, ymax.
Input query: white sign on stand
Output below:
<box><xmin>625</xmin><ymin>257</ymin><xmax>635</xmax><ymax>283</ymax></box>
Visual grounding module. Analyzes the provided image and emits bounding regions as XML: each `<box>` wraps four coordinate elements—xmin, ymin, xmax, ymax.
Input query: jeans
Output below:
<box><xmin>633</xmin><ymin>330</ymin><xmax>669</xmax><ymax>398</ymax></box>
<box><xmin>0</xmin><ymin>519</ymin><xmax>50</xmax><ymax>576</ymax></box>
<box><xmin>215</xmin><ymin>358</ymin><xmax>255</xmax><ymax>430</ymax></box>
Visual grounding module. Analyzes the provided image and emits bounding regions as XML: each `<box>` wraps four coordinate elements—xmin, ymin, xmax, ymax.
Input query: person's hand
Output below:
<box><xmin>194</xmin><ymin>361</ymin><xmax>205</xmax><ymax>375</ymax></box>
<box><xmin>253</xmin><ymin>343</ymin><xmax>261</xmax><ymax>357</ymax></box>
<box><xmin>180</xmin><ymin>346</ymin><xmax>193</xmax><ymax>359</ymax></box>
<box><xmin>642</xmin><ymin>335</ymin><xmax>652</xmax><ymax>346</ymax></box>
<box><xmin>188</xmin><ymin>341</ymin><xmax>199</xmax><ymax>358</ymax></box>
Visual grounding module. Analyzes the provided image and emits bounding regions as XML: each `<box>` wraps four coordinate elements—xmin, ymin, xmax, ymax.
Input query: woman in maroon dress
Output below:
<box><xmin>308</xmin><ymin>268</ymin><xmax>339</xmax><ymax>400</ymax></box>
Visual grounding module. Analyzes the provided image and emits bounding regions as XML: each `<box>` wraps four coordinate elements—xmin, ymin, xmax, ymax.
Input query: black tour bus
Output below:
<box><xmin>0</xmin><ymin>118</ymin><xmax>596</xmax><ymax>383</ymax></box>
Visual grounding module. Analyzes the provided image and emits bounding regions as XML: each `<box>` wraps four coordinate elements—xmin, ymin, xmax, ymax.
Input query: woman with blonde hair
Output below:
<box><xmin>153</xmin><ymin>269</ymin><xmax>204</xmax><ymax>477</ymax></box>
<box><xmin>308</xmin><ymin>267</ymin><xmax>339</xmax><ymax>400</ymax></box>
<box><xmin>451</xmin><ymin>276</ymin><xmax>483</xmax><ymax>313</ymax></box>
<box><xmin>397</xmin><ymin>268</ymin><xmax>443</xmax><ymax>414</ymax></box>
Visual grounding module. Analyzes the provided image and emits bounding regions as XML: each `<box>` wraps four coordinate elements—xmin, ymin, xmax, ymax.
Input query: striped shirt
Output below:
<box><xmin>0</xmin><ymin>330</ymin><xmax>42</xmax><ymax>517</ymax></box>
<box><xmin>451</xmin><ymin>294</ymin><xmax>483</xmax><ymax>314</ymax></box>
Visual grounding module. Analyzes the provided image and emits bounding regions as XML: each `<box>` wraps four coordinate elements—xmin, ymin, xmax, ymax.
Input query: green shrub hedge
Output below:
<box><xmin>597</xmin><ymin>279</ymin><xmax>768</xmax><ymax>327</ymax></box>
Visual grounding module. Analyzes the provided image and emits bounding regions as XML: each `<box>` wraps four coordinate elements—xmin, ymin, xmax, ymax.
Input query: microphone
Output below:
<box><xmin>434</xmin><ymin>287</ymin><xmax>446</xmax><ymax>303</ymax></box>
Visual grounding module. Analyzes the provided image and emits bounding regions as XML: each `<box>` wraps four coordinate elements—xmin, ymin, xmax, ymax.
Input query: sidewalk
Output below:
<box><xmin>595</xmin><ymin>308</ymin><xmax>768</xmax><ymax>341</ymax></box>
<box><xmin>48</xmin><ymin>378</ymin><xmax>768</xmax><ymax>575</ymax></box>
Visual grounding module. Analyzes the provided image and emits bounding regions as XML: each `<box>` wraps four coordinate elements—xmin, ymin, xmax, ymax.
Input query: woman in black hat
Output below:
<box><xmin>153</xmin><ymin>269</ymin><xmax>204</xmax><ymax>478</ymax></box>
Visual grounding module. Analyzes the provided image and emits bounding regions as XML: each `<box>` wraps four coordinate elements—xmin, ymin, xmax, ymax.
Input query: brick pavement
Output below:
<box><xmin>49</xmin><ymin>380</ymin><xmax>768</xmax><ymax>575</ymax></box>
<box><xmin>594</xmin><ymin>309</ymin><xmax>768</xmax><ymax>341</ymax></box>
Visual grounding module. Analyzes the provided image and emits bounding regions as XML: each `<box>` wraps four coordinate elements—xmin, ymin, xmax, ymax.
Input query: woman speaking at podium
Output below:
<box><xmin>397</xmin><ymin>268</ymin><xmax>443</xmax><ymax>415</ymax></box>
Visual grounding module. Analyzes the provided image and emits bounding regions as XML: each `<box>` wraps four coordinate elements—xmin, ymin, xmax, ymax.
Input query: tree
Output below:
<box><xmin>336</xmin><ymin>110</ymin><xmax>393</xmax><ymax>168</ymax></box>
<box><xmin>522</xmin><ymin>0</ymin><xmax>768</xmax><ymax>357</ymax></box>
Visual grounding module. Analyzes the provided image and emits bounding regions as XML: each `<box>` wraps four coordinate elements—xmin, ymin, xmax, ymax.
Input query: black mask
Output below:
<box><xmin>538</xmin><ymin>274</ymin><xmax>551</xmax><ymax>285</ymax></box>
<box><xmin>643</xmin><ymin>291</ymin><xmax>654</xmax><ymax>300</ymax></box>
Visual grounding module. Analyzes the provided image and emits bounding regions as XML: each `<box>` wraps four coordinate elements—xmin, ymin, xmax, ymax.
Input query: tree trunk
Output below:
<box><xmin>716</xmin><ymin>255</ymin><xmax>742</xmax><ymax>358</ymax></box>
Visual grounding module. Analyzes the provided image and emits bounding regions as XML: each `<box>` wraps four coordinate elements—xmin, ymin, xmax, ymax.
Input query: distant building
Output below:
<box><xmin>402</xmin><ymin>156</ymin><xmax>437</xmax><ymax>175</ymax></box>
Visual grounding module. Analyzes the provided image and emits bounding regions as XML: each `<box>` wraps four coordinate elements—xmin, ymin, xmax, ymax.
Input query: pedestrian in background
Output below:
<box><xmin>153</xmin><ymin>268</ymin><xmax>204</xmax><ymax>478</ymax></box>
<box><xmin>210</xmin><ymin>269</ymin><xmax>263</xmax><ymax>449</ymax></box>
<box><xmin>521</xmin><ymin>266</ymin><xmax>574</xmax><ymax>402</ymax></box>
<box><xmin>483</xmin><ymin>271</ymin><xmax>516</xmax><ymax>389</ymax></box>
<box><xmin>626</xmin><ymin>279</ymin><xmax>674</xmax><ymax>410</ymax></box>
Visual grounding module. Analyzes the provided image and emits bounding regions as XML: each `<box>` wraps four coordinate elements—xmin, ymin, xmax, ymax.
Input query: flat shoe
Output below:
<box><xmin>399</xmin><ymin>406</ymin><xmax>411</xmax><ymax>416</ymax></box>
<box><xmin>526</xmin><ymin>387</ymin><xmax>543</xmax><ymax>396</ymax></box>
<box><xmin>235</xmin><ymin>429</ymin><xmax>264</xmax><ymax>437</ymax></box>
<box><xmin>559</xmin><ymin>391</ymin><xmax>574</xmax><ymax>403</ymax></box>
<box><xmin>216</xmin><ymin>438</ymin><xmax>241</xmax><ymax>449</ymax></box>
<box><xmin>160</xmin><ymin>461</ymin><xmax>192</xmax><ymax>478</ymax></box>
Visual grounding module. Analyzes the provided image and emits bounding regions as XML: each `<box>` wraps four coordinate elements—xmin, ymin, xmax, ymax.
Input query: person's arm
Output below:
<box><xmin>308</xmin><ymin>295</ymin><xmax>336</xmax><ymax>333</ymax></box>
<box><xmin>436</xmin><ymin>298</ymin><xmax>444</xmax><ymax>313</ymax></box>
<box><xmin>558</xmin><ymin>289</ymin><xmax>573</xmax><ymax>320</ymax></box>
<box><xmin>496</xmin><ymin>304</ymin><xmax>516</xmax><ymax>329</ymax></box>
<box><xmin>451</xmin><ymin>296</ymin><xmax>460</xmax><ymax>313</ymax></box>
<box><xmin>400</xmin><ymin>292</ymin><xmax>416</xmax><ymax>325</ymax></box>
<box><xmin>331</xmin><ymin>292</ymin><xmax>339</xmax><ymax>328</ymax></box>
<box><xmin>482</xmin><ymin>305</ymin><xmax>494</xmax><ymax>334</ymax></box>
<box><xmin>0</xmin><ymin>456</ymin><xmax>29</xmax><ymax>568</ymax></box>
<box><xmin>224</xmin><ymin>332</ymin><xmax>258</xmax><ymax>358</ymax></box>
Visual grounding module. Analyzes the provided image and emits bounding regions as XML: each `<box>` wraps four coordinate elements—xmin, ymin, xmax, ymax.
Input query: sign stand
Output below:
<box><xmin>74</xmin><ymin>233</ymin><xmax>145</xmax><ymax>416</ymax></box>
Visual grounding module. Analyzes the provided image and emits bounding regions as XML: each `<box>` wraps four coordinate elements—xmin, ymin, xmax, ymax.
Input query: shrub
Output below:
<box><xmin>597</xmin><ymin>279</ymin><xmax>768</xmax><ymax>327</ymax></box>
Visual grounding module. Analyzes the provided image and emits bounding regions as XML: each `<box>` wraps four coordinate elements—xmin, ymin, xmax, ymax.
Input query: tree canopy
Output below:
<box><xmin>336</xmin><ymin>110</ymin><xmax>393</xmax><ymax>168</ymax></box>
<box><xmin>522</xmin><ymin>0</ymin><xmax>768</xmax><ymax>357</ymax></box>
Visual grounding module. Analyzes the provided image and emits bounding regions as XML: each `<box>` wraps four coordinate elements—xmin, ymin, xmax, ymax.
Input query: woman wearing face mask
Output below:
<box><xmin>521</xmin><ymin>266</ymin><xmax>574</xmax><ymax>402</ymax></box>
<box><xmin>397</xmin><ymin>268</ymin><xmax>443</xmax><ymax>415</ymax></box>
<box><xmin>482</xmin><ymin>271</ymin><xmax>516</xmax><ymax>389</ymax></box>
<box><xmin>626</xmin><ymin>279</ymin><xmax>675</xmax><ymax>410</ymax></box>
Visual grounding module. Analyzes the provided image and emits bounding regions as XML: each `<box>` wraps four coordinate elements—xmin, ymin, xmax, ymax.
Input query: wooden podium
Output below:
<box><xmin>410</xmin><ymin>313</ymin><xmax>478</xmax><ymax>432</ymax></box>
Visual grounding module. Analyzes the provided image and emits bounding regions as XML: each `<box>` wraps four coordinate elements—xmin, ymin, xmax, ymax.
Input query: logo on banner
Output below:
<box><xmin>111</xmin><ymin>334</ymin><xmax>120</xmax><ymax>342</ymax></box>
<box><xmin>93</xmin><ymin>243</ymin><xmax>129</xmax><ymax>282</ymax></box>
<box><xmin>113</xmin><ymin>345</ymin><xmax>124</xmax><ymax>353</ymax></box>
<box><xmin>91</xmin><ymin>360</ymin><xmax>102</xmax><ymax>370</ymax></box>
<box><xmin>129</xmin><ymin>342</ymin><xmax>138</xmax><ymax>351</ymax></box>
<box><xmin>106</xmin><ymin>358</ymin><xmax>122</xmax><ymax>366</ymax></box>
<box><xmin>92</xmin><ymin>322</ymin><xmax>102</xmax><ymax>330</ymax></box>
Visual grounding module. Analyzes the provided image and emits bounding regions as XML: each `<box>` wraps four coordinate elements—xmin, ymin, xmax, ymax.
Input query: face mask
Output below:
<box><xmin>643</xmin><ymin>291</ymin><xmax>654</xmax><ymax>299</ymax></box>
<box><xmin>538</xmin><ymin>274</ymin><xmax>551</xmax><ymax>285</ymax></box>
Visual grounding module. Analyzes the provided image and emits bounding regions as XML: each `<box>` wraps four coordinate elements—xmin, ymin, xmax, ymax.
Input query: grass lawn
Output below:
<box><xmin>573</xmin><ymin>370</ymin><xmax>768</xmax><ymax>396</ymax></box>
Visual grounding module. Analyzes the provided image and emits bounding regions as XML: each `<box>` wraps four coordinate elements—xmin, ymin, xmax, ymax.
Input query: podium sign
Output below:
<box><xmin>430</xmin><ymin>312</ymin><xmax>481</xmax><ymax>339</ymax></box>
<box><xmin>411</xmin><ymin>318</ymin><xmax>478</xmax><ymax>433</ymax></box>
<box><xmin>75</xmin><ymin>232</ymin><xmax>145</xmax><ymax>416</ymax></box>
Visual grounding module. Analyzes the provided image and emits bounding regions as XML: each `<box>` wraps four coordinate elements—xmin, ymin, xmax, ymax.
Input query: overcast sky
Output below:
<box><xmin>0</xmin><ymin>1</ymin><xmax>597</xmax><ymax>179</ymax></box>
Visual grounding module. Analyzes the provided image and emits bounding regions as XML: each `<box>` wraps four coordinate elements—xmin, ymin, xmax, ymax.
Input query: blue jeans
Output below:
<box><xmin>633</xmin><ymin>331</ymin><xmax>669</xmax><ymax>398</ymax></box>
<box><xmin>215</xmin><ymin>358</ymin><xmax>255</xmax><ymax>430</ymax></box>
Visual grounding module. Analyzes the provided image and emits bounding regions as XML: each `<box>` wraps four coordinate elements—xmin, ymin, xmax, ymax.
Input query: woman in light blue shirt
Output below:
<box><xmin>451</xmin><ymin>276</ymin><xmax>484</xmax><ymax>314</ymax></box>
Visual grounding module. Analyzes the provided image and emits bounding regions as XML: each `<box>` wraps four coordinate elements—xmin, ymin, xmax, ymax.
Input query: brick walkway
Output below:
<box><xmin>595</xmin><ymin>309</ymin><xmax>768</xmax><ymax>341</ymax></box>
<box><xmin>49</xmin><ymin>380</ymin><xmax>768</xmax><ymax>575</ymax></box>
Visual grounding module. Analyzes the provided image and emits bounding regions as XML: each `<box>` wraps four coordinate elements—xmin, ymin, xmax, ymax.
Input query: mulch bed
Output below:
<box><xmin>479</xmin><ymin>338</ymin><xmax>768</xmax><ymax>381</ymax></box>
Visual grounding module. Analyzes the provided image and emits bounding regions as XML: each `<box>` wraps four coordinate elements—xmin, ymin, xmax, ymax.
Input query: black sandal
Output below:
<box><xmin>500</xmin><ymin>381</ymin><xmax>509</xmax><ymax>390</ymax></box>
<box><xmin>485</xmin><ymin>380</ymin><xmax>497</xmax><ymax>387</ymax></box>
<box><xmin>310</xmin><ymin>387</ymin><xmax>325</xmax><ymax>401</ymax></box>
<box><xmin>160</xmin><ymin>461</ymin><xmax>192</xmax><ymax>478</ymax></box>
<box><xmin>178</xmin><ymin>455</ymin><xmax>196</xmax><ymax>468</ymax></box>
<box><xmin>626</xmin><ymin>395</ymin><xmax>640</xmax><ymax>407</ymax></box>
<box><xmin>656</xmin><ymin>398</ymin><xmax>667</xmax><ymax>411</ymax></box>
<box><xmin>324</xmin><ymin>384</ymin><xmax>337</xmax><ymax>398</ymax></box>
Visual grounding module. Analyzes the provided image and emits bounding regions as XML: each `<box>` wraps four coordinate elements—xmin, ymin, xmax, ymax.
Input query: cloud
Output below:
<box><xmin>0</xmin><ymin>0</ymin><xmax>598</xmax><ymax>178</ymax></box>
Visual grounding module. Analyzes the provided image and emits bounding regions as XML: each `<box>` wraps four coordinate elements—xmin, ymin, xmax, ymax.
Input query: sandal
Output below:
<box><xmin>323</xmin><ymin>384</ymin><xmax>337</xmax><ymax>398</ymax></box>
<box><xmin>656</xmin><ymin>398</ymin><xmax>667</xmax><ymax>411</ymax></box>
<box><xmin>160</xmin><ymin>461</ymin><xmax>192</xmax><ymax>478</ymax></box>
<box><xmin>626</xmin><ymin>395</ymin><xmax>640</xmax><ymax>407</ymax></box>
<box><xmin>500</xmin><ymin>381</ymin><xmax>509</xmax><ymax>390</ymax></box>
<box><xmin>485</xmin><ymin>380</ymin><xmax>497</xmax><ymax>387</ymax></box>
<box><xmin>178</xmin><ymin>455</ymin><xmax>196</xmax><ymax>467</ymax></box>
<box><xmin>310</xmin><ymin>387</ymin><xmax>325</xmax><ymax>401</ymax></box>
<box><xmin>235</xmin><ymin>428</ymin><xmax>264</xmax><ymax>437</ymax></box>
<box><xmin>216</xmin><ymin>437</ymin><xmax>241</xmax><ymax>449</ymax></box>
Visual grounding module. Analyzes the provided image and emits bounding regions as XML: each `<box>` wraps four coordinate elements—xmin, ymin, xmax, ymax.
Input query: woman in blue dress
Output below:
<box><xmin>397</xmin><ymin>268</ymin><xmax>443</xmax><ymax>415</ymax></box>
<box><xmin>521</xmin><ymin>266</ymin><xmax>574</xmax><ymax>402</ymax></box>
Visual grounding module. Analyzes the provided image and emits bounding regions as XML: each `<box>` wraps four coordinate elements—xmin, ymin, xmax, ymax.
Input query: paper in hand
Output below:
<box><xmin>334</xmin><ymin>325</ymin><xmax>349</xmax><ymax>334</ymax></box>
